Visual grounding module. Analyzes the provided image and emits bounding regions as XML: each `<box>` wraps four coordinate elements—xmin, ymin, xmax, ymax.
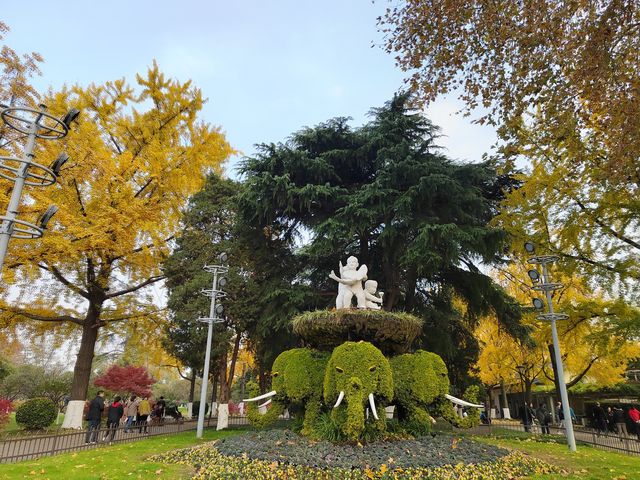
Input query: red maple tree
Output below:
<box><xmin>93</xmin><ymin>365</ymin><xmax>156</xmax><ymax>397</ymax></box>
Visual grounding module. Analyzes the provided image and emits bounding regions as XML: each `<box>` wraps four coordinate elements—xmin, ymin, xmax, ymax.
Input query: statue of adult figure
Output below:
<box><xmin>329</xmin><ymin>256</ymin><xmax>368</xmax><ymax>309</ymax></box>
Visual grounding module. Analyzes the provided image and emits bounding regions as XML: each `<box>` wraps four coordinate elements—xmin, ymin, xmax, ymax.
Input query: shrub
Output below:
<box><xmin>15</xmin><ymin>397</ymin><xmax>57</xmax><ymax>430</ymax></box>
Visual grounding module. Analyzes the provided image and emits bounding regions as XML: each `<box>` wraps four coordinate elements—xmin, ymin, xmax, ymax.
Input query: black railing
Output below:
<box><xmin>465</xmin><ymin>421</ymin><xmax>640</xmax><ymax>456</ymax></box>
<box><xmin>0</xmin><ymin>415</ymin><xmax>251</xmax><ymax>464</ymax></box>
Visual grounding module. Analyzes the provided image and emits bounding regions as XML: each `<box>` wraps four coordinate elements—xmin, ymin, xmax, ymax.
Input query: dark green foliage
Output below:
<box><xmin>238</xmin><ymin>93</ymin><xmax>525</xmax><ymax>386</ymax></box>
<box><xmin>15</xmin><ymin>397</ymin><xmax>57</xmax><ymax>430</ymax></box>
<box><xmin>292</xmin><ymin>309</ymin><xmax>423</xmax><ymax>354</ymax></box>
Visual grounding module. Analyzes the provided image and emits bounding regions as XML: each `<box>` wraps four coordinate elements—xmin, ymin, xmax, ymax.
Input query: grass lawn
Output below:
<box><xmin>2</xmin><ymin>426</ymin><xmax>639</xmax><ymax>479</ymax></box>
<box><xmin>475</xmin><ymin>435</ymin><xmax>640</xmax><ymax>479</ymax></box>
<box><xmin>0</xmin><ymin>428</ymin><xmax>245</xmax><ymax>480</ymax></box>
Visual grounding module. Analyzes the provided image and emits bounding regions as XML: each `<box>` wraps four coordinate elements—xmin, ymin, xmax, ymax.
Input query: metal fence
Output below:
<box><xmin>0</xmin><ymin>415</ymin><xmax>251</xmax><ymax>464</ymax></box>
<box><xmin>465</xmin><ymin>421</ymin><xmax>640</xmax><ymax>456</ymax></box>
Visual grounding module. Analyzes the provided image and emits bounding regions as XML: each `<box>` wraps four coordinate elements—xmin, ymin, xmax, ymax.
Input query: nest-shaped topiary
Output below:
<box><xmin>292</xmin><ymin>309</ymin><xmax>423</xmax><ymax>354</ymax></box>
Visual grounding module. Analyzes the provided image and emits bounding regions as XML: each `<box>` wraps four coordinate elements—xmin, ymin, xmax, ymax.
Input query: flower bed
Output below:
<box><xmin>152</xmin><ymin>430</ymin><xmax>559</xmax><ymax>479</ymax></box>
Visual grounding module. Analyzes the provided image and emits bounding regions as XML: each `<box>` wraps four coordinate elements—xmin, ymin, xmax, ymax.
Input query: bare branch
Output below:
<box><xmin>161</xmin><ymin>364</ymin><xmax>190</xmax><ymax>380</ymax></box>
<box><xmin>38</xmin><ymin>263</ymin><xmax>90</xmax><ymax>299</ymax></box>
<box><xmin>105</xmin><ymin>275</ymin><xmax>165</xmax><ymax>299</ymax></box>
<box><xmin>110</xmin><ymin>235</ymin><xmax>175</xmax><ymax>263</ymax></box>
<box><xmin>1</xmin><ymin>306</ymin><xmax>82</xmax><ymax>325</ymax></box>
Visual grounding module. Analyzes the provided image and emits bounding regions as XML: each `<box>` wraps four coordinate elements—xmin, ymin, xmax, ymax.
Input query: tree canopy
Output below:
<box><xmin>379</xmin><ymin>1</ymin><xmax>640</xmax><ymax>294</ymax></box>
<box><xmin>238</xmin><ymin>94</ymin><xmax>525</xmax><ymax>385</ymax></box>
<box><xmin>0</xmin><ymin>62</ymin><xmax>233</xmax><ymax>402</ymax></box>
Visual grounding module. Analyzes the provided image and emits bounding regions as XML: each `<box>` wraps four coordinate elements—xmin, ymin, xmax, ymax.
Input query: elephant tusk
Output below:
<box><xmin>445</xmin><ymin>394</ymin><xmax>483</xmax><ymax>408</ymax></box>
<box><xmin>243</xmin><ymin>390</ymin><xmax>277</xmax><ymax>402</ymax></box>
<box><xmin>333</xmin><ymin>390</ymin><xmax>345</xmax><ymax>408</ymax></box>
<box><xmin>258</xmin><ymin>399</ymin><xmax>272</xmax><ymax>408</ymax></box>
<box><xmin>368</xmin><ymin>393</ymin><xmax>379</xmax><ymax>420</ymax></box>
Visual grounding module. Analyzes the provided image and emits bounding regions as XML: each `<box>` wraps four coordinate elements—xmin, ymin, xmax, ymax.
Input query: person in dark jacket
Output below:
<box><xmin>536</xmin><ymin>404</ymin><xmax>551</xmax><ymax>434</ymax></box>
<box><xmin>593</xmin><ymin>402</ymin><xmax>607</xmax><ymax>434</ymax></box>
<box><xmin>614</xmin><ymin>407</ymin><xmax>628</xmax><ymax>437</ymax></box>
<box><xmin>102</xmin><ymin>396</ymin><xmax>124</xmax><ymax>443</ymax></box>
<box><xmin>85</xmin><ymin>390</ymin><xmax>105</xmax><ymax>444</ymax></box>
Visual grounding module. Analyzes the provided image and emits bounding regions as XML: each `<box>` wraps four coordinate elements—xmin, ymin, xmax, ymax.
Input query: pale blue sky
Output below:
<box><xmin>2</xmin><ymin>0</ymin><xmax>496</xmax><ymax>175</ymax></box>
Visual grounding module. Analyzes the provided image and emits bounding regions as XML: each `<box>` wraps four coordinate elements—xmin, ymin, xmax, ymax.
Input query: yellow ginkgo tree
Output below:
<box><xmin>476</xmin><ymin>261</ymin><xmax>640</xmax><ymax>405</ymax></box>
<box><xmin>0</xmin><ymin>62</ymin><xmax>233</xmax><ymax>426</ymax></box>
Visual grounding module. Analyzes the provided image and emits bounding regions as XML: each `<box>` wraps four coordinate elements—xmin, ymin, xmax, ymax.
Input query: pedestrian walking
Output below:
<box><xmin>138</xmin><ymin>396</ymin><xmax>151</xmax><ymax>433</ymax></box>
<box><xmin>124</xmin><ymin>395</ymin><xmax>140</xmax><ymax>433</ymax></box>
<box><xmin>536</xmin><ymin>404</ymin><xmax>551</xmax><ymax>434</ymax></box>
<box><xmin>614</xmin><ymin>407</ymin><xmax>628</xmax><ymax>437</ymax></box>
<box><xmin>156</xmin><ymin>396</ymin><xmax>166</xmax><ymax>420</ymax></box>
<box><xmin>102</xmin><ymin>396</ymin><xmax>124</xmax><ymax>444</ymax></box>
<box><xmin>607</xmin><ymin>406</ymin><xmax>616</xmax><ymax>433</ymax></box>
<box><xmin>84</xmin><ymin>390</ymin><xmax>105</xmax><ymax>444</ymax></box>
<box><xmin>593</xmin><ymin>402</ymin><xmax>607</xmax><ymax>434</ymax></box>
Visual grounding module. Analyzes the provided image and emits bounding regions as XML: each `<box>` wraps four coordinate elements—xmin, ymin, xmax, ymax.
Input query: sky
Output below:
<box><xmin>2</xmin><ymin>0</ymin><xmax>497</xmax><ymax>175</ymax></box>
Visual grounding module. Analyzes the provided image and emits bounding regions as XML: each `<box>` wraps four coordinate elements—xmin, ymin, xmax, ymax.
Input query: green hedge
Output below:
<box><xmin>15</xmin><ymin>397</ymin><xmax>57</xmax><ymax>430</ymax></box>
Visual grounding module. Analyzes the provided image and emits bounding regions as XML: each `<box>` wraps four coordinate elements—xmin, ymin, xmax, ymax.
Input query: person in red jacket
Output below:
<box><xmin>629</xmin><ymin>406</ymin><xmax>640</xmax><ymax>440</ymax></box>
<box><xmin>103</xmin><ymin>396</ymin><xmax>124</xmax><ymax>444</ymax></box>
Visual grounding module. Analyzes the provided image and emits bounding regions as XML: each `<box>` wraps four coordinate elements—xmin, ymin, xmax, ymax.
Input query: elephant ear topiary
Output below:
<box><xmin>323</xmin><ymin>341</ymin><xmax>393</xmax><ymax>441</ymax></box>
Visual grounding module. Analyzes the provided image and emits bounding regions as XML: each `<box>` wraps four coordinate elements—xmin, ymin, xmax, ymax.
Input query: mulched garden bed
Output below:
<box><xmin>151</xmin><ymin>429</ymin><xmax>559</xmax><ymax>479</ymax></box>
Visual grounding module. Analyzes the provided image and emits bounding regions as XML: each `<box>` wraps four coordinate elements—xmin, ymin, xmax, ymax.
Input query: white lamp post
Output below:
<box><xmin>195</xmin><ymin>253</ymin><xmax>228</xmax><ymax>439</ymax></box>
<box><xmin>525</xmin><ymin>241</ymin><xmax>577</xmax><ymax>452</ymax></box>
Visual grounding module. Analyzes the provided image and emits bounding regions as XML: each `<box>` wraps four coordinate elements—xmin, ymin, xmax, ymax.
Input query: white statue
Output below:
<box><xmin>364</xmin><ymin>280</ymin><xmax>384</xmax><ymax>310</ymax></box>
<box><xmin>329</xmin><ymin>256</ymin><xmax>385</xmax><ymax>310</ymax></box>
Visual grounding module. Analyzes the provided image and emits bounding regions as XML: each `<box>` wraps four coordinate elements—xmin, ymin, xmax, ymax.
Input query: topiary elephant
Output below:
<box><xmin>323</xmin><ymin>341</ymin><xmax>393</xmax><ymax>441</ymax></box>
<box><xmin>244</xmin><ymin>347</ymin><xmax>328</xmax><ymax>436</ymax></box>
<box><xmin>390</xmin><ymin>350</ymin><xmax>450</xmax><ymax>431</ymax></box>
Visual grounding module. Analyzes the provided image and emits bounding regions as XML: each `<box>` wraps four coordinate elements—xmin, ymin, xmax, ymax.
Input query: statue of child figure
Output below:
<box><xmin>364</xmin><ymin>280</ymin><xmax>384</xmax><ymax>310</ymax></box>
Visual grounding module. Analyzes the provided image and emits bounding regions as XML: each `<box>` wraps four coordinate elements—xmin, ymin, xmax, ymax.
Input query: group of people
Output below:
<box><xmin>85</xmin><ymin>390</ymin><xmax>168</xmax><ymax>444</ymax></box>
<box><xmin>521</xmin><ymin>402</ymin><xmax>553</xmax><ymax>434</ymax></box>
<box><xmin>592</xmin><ymin>402</ymin><xmax>640</xmax><ymax>439</ymax></box>
<box><xmin>521</xmin><ymin>401</ymin><xmax>578</xmax><ymax>434</ymax></box>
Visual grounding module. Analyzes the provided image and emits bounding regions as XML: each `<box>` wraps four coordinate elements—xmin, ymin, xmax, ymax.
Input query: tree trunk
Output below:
<box><xmin>188</xmin><ymin>370</ymin><xmax>197</xmax><ymax>403</ymax></box>
<box><xmin>359</xmin><ymin>232</ymin><xmax>370</xmax><ymax>267</ymax></box>
<box><xmin>382</xmin><ymin>260</ymin><xmax>400</xmax><ymax>309</ymax></box>
<box><xmin>219</xmin><ymin>334</ymin><xmax>241</xmax><ymax>404</ymax></box>
<box><xmin>258</xmin><ymin>361</ymin><xmax>266</xmax><ymax>393</ymax></box>
<box><xmin>404</xmin><ymin>266</ymin><xmax>418</xmax><ymax>311</ymax></box>
<box><xmin>70</xmin><ymin>307</ymin><xmax>102</xmax><ymax>400</ymax></box>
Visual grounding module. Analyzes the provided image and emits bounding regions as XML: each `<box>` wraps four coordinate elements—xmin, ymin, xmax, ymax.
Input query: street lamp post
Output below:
<box><xmin>525</xmin><ymin>241</ymin><xmax>577</xmax><ymax>452</ymax></box>
<box><xmin>0</xmin><ymin>104</ymin><xmax>78</xmax><ymax>281</ymax></box>
<box><xmin>195</xmin><ymin>253</ymin><xmax>228</xmax><ymax>439</ymax></box>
